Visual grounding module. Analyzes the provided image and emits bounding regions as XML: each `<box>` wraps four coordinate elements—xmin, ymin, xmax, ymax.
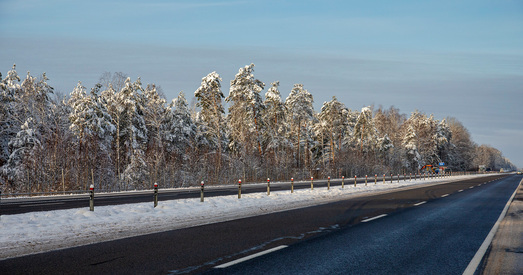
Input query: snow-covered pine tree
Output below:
<box><xmin>435</xmin><ymin>118</ymin><xmax>452</xmax><ymax>168</ymax></box>
<box><xmin>142</xmin><ymin>83</ymin><xmax>166</xmax><ymax>184</ymax></box>
<box><xmin>315</xmin><ymin>96</ymin><xmax>348</xmax><ymax>165</ymax></box>
<box><xmin>121</xmin><ymin>77</ymin><xmax>149</xmax><ymax>189</ymax></box>
<box><xmin>225</xmin><ymin>64</ymin><xmax>265</xmax><ymax>159</ymax></box>
<box><xmin>446</xmin><ymin>117</ymin><xmax>475</xmax><ymax>171</ymax></box>
<box><xmin>68</xmin><ymin>82</ymin><xmax>116</xmax><ymax>189</ymax></box>
<box><xmin>0</xmin><ymin>65</ymin><xmax>23</xmax><ymax>168</ymax></box>
<box><xmin>262</xmin><ymin>81</ymin><xmax>290</xmax><ymax>167</ymax></box>
<box><xmin>402</xmin><ymin>124</ymin><xmax>421</xmax><ymax>171</ymax></box>
<box><xmin>402</xmin><ymin>111</ymin><xmax>444</xmax><ymax>170</ymax></box>
<box><xmin>164</xmin><ymin>91</ymin><xmax>196</xmax><ymax>156</ymax></box>
<box><xmin>194</xmin><ymin>71</ymin><xmax>226</xmax><ymax>180</ymax></box>
<box><xmin>352</xmin><ymin>106</ymin><xmax>379</xmax><ymax>154</ymax></box>
<box><xmin>1</xmin><ymin>117</ymin><xmax>41</xmax><ymax>190</ymax></box>
<box><xmin>162</xmin><ymin>91</ymin><xmax>197</xmax><ymax>187</ymax></box>
<box><xmin>100</xmin><ymin>77</ymin><xmax>148</xmax><ymax>189</ymax></box>
<box><xmin>285</xmin><ymin>84</ymin><xmax>315</xmax><ymax>168</ymax></box>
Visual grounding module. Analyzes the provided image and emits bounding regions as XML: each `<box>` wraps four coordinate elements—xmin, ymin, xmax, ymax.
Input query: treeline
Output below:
<box><xmin>0</xmin><ymin>64</ymin><xmax>516</xmax><ymax>193</ymax></box>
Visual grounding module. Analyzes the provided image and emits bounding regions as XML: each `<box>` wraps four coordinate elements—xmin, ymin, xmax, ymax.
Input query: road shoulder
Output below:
<box><xmin>479</xmin><ymin>178</ymin><xmax>523</xmax><ymax>275</ymax></box>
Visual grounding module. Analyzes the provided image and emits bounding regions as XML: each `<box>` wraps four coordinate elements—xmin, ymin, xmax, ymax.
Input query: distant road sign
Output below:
<box><xmin>439</xmin><ymin>162</ymin><xmax>445</xmax><ymax>166</ymax></box>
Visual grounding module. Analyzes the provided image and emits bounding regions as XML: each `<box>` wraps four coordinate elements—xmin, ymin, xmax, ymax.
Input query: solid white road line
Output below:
<box><xmin>414</xmin><ymin>201</ymin><xmax>427</xmax><ymax>206</ymax></box>
<box><xmin>463</xmin><ymin>179</ymin><xmax>522</xmax><ymax>275</ymax></box>
<box><xmin>214</xmin><ymin>245</ymin><xmax>288</xmax><ymax>268</ymax></box>
<box><xmin>361</xmin><ymin>214</ymin><xmax>388</xmax><ymax>223</ymax></box>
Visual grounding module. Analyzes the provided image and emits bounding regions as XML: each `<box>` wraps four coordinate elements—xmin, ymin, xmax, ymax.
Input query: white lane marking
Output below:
<box><xmin>441</xmin><ymin>194</ymin><xmax>449</xmax><ymax>198</ymax></box>
<box><xmin>469</xmin><ymin>186</ymin><xmax>474</xmax><ymax>189</ymax></box>
<box><xmin>463</xmin><ymin>179</ymin><xmax>522</xmax><ymax>275</ymax></box>
<box><xmin>361</xmin><ymin>214</ymin><xmax>388</xmax><ymax>223</ymax></box>
<box><xmin>19</xmin><ymin>202</ymin><xmax>65</xmax><ymax>207</ymax></box>
<box><xmin>458</xmin><ymin>190</ymin><xmax>464</xmax><ymax>192</ymax></box>
<box><xmin>414</xmin><ymin>201</ymin><xmax>427</xmax><ymax>206</ymax></box>
<box><xmin>215</xmin><ymin>245</ymin><xmax>288</xmax><ymax>268</ymax></box>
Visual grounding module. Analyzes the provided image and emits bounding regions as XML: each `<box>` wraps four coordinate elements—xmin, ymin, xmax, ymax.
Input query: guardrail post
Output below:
<box><xmin>354</xmin><ymin>175</ymin><xmax>357</xmax><ymax>187</ymax></box>
<box><xmin>342</xmin><ymin>176</ymin><xmax>345</xmax><ymax>188</ymax></box>
<box><xmin>311</xmin><ymin>177</ymin><xmax>314</xmax><ymax>190</ymax></box>
<box><xmin>267</xmin><ymin>178</ymin><xmax>271</xmax><ymax>196</ymax></box>
<box><xmin>328</xmin><ymin>176</ymin><xmax>331</xmax><ymax>190</ymax></box>
<box><xmin>154</xmin><ymin>182</ymin><xmax>158</xmax><ymax>208</ymax></box>
<box><xmin>365</xmin><ymin>175</ymin><xmax>368</xmax><ymax>186</ymax></box>
<box><xmin>89</xmin><ymin>184</ymin><xmax>94</xmax><ymax>211</ymax></box>
<box><xmin>404</xmin><ymin>173</ymin><xmax>406</xmax><ymax>182</ymax></box>
<box><xmin>374</xmin><ymin>174</ymin><xmax>377</xmax><ymax>184</ymax></box>
<box><xmin>238</xmin><ymin>179</ymin><xmax>242</xmax><ymax>199</ymax></box>
<box><xmin>200</xmin><ymin>181</ymin><xmax>204</xmax><ymax>202</ymax></box>
<box><xmin>390</xmin><ymin>174</ymin><xmax>393</xmax><ymax>183</ymax></box>
<box><xmin>383</xmin><ymin>174</ymin><xmax>385</xmax><ymax>184</ymax></box>
<box><xmin>291</xmin><ymin>178</ymin><xmax>294</xmax><ymax>193</ymax></box>
<box><xmin>410</xmin><ymin>173</ymin><xmax>412</xmax><ymax>181</ymax></box>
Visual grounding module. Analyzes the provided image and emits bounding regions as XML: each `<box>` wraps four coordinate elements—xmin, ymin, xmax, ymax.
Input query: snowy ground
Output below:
<box><xmin>0</xmin><ymin>174</ymin><xmax>491</xmax><ymax>259</ymax></box>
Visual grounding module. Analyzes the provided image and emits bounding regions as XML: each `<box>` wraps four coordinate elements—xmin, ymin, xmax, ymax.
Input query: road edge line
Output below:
<box><xmin>462</xmin><ymin>178</ymin><xmax>522</xmax><ymax>275</ymax></box>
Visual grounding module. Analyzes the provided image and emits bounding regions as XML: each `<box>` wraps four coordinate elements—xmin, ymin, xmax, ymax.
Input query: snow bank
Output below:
<box><xmin>0</xmin><ymin>174</ymin><xmax>486</xmax><ymax>259</ymax></box>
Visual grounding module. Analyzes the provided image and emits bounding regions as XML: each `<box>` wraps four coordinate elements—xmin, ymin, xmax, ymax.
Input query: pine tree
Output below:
<box><xmin>285</xmin><ymin>84</ymin><xmax>315</xmax><ymax>168</ymax></box>
<box><xmin>143</xmin><ymin>83</ymin><xmax>166</xmax><ymax>184</ymax></box>
<box><xmin>100</xmin><ymin>77</ymin><xmax>148</xmax><ymax>189</ymax></box>
<box><xmin>402</xmin><ymin>124</ymin><xmax>421</xmax><ymax>171</ymax></box>
<box><xmin>262</xmin><ymin>81</ymin><xmax>289</xmax><ymax>163</ymax></box>
<box><xmin>226</xmin><ymin>64</ymin><xmax>265</xmax><ymax>159</ymax></box>
<box><xmin>315</xmin><ymin>96</ymin><xmax>348</xmax><ymax>165</ymax></box>
<box><xmin>352</xmin><ymin>106</ymin><xmax>379</xmax><ymax>153</ymax></box>
<box><xmin>194</xmin><ymin>71</ymin><xmax>226</xmax><ymax>181</ymax></box>
<box><xmin>163</xmin><ymin>91</ymin><xmax>196</xmax><ymax>156</ymax></box>
<box><xmin>121</xmin><ymin>77</ymin><xmax>149</xmax><ymax>188</ymax></box>
<box><xmin>0</xmin><ymin>66</ymin><xmax>22</xmax><ymax>167</ymax></box>
<box><xmin>1</xmin><ymin>117</ymin><xmax>41</xmax><ymax>189</ymax></box>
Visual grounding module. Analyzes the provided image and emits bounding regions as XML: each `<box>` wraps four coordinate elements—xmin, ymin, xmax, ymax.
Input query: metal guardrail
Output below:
<box><xmin>0</xmin><ymin>190</ymin><xmax>88</xmax><ymax>198</ymax></box>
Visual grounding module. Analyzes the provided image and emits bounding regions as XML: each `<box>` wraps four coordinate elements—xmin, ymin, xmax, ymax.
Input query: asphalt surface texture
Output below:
<box><xmin>0</xmin><ymin>174</ymin><xmax>519</xmax><ymax>275</ymax></box>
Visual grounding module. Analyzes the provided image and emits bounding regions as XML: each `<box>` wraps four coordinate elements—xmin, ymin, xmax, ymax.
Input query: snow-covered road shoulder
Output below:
<box><xmin>0</xmin><ymin>175</ymin><xmax>488</xmax><ymax>259</ymax></box>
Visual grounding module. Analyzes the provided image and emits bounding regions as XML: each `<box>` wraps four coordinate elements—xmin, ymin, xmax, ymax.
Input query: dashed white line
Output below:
<box><xmin>458</xmin><ymin>190</ymin><xmax>464</xmax><ymax>192</ymax></box>
<box><xmin>361</xmin><ymin>214</ymin><xmax>388</xmax><ymax>223</ymax></box>
<box><xmin>469</xmin><ymin>186</ymin><xmax>474</xmax><ymax>189</ymax></box>
<box><xmin>414</xmin><ymin>201</ymin><xmax>427</xmax><ymax>206</ymax></box>
<box><xmin>441</xmin><ymin>194</ymin><xmax>449</xmax><ymax>198</ymax></box>
<box><xmin>214</xmin><ymin>245</ymin><xmax>288</xmax><ymax>268</ymax></box>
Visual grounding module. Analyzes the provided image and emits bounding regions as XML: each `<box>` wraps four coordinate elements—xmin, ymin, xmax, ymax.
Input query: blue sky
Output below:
<box><xmin>1</xmin><ymin>0</ymin><xmax>522</xmax><ymax>167</ymax></box>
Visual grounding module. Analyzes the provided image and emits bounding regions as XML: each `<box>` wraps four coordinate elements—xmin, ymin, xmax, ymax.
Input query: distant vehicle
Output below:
<box><xmin>517</xmin><ymin>171</ymin><xmax>522</xmax><ymax>175</ymax></box>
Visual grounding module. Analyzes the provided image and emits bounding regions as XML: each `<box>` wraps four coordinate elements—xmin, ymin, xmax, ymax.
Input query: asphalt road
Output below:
<box><xmin>1</xmin><ymin>174</ymin><xmax>425</xmax><ymax>215</ymax></box>
<box><xmin>0</xmin><ymin>174</ymin><xmax>518</xmax><ymax>275</ymax></box>
<box><xmin>209</xmin><ymin>174</ymin><xmax>521</xmax><ymax>275</ymax></box>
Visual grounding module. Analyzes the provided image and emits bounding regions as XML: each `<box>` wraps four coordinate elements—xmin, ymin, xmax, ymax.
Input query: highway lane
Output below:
<box><xmin>208</xmin><ymin>174</ymin><xmax>522</xmax><ymax>275</ymax></box>
<box><xmin>0</xmin><ymin>174</ymin><xmax>515</xmax><ymax>274</ymax></box>
<box><xmin>1</xmin><ymin>174</ymin><xmax>431</xmax><ymax>215</ymax></box>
